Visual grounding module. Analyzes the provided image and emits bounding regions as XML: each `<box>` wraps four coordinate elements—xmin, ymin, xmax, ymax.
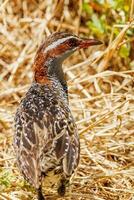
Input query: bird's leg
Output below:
<box><xmin>57</xmin><ymin>178</ymin><xmax>69</xmax><ymax>197</ymax></box>
<box><xmin>37</xmin><ymin>186</ymin><xmax>45</xmax><ymax>200</ymax></box>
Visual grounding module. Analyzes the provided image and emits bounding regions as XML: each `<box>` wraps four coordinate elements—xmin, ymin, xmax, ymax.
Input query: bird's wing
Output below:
<box><xmin>14</xmin><ymin>99</ymin><xmax>80</xmax><ymax>186</ymax></box>
<box><xmin>62</xmin><ymin>126</ymin><xmax>80</xmax><ymax>176</ymax></box>
<box><xmin>35</xmin><ymin>98</ymin><xmax>80</xmax><ymax>176</ymax></box>
<box><xmin>53</xmin><ymin>108</ymin><xmax>80</xmax><ymax>176</ymax></box>
<box><xmin>14</xmin><ymin>110</ymin><xmax>41</xmax><ymax>189</ymax></box>
<box><xmin>14</xmin><ymin>103</ymin><xmax>70</xmax><ymax>188</ymax></box>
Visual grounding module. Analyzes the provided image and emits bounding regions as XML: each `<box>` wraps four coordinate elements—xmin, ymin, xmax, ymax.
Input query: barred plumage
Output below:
<box><xmin>14</xmin><ymin>32</ymin><xmax>102</xmax><ymax>200</ymax></box>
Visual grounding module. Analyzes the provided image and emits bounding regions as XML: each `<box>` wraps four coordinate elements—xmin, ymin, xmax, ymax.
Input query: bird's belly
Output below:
<box><xmin>43</xmin><ymin>169</ymin><xmax>62</xmax><ymax>188</ymax></box>
<box><xmin>40</xmin><ymin>149</ymin><xmax>63</xmax><ymax>187</ymax></box>
<box><xmin>40</xmin><ymin>150</ymin><xmax>61</xmax><ymax>172</ymax></box>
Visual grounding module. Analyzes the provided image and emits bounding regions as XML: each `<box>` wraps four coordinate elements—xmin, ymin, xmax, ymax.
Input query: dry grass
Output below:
<box><xmin>0</xmin><ymin>0</ymin><xmax>134</xmax><ymax>200</ymax></box>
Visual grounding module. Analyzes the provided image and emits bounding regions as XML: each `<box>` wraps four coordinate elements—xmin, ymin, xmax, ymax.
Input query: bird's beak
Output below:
<box><xmin>78</xmin><ymin>38</ymin><xmax>103</xmax><ymax>49</ymax></box>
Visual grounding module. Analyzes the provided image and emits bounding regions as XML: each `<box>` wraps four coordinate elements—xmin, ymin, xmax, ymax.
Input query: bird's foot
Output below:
<box><xmin>37</xmin><ymin>187</ymin><xmax>45</xmax><ymax>200</ymax></box>
<box><xmin>57</xmin><ymin>178</ymin><xmax>69</xmax><ymax>197</ymax></box>
<box><xmin>57</xmin><ymin>183</ymin><xmax>66</xmax><ymax>196</ymax></box>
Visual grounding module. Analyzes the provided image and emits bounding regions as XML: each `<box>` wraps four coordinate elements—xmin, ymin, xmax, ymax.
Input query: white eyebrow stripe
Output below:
<box><xmin>44</xmin><ymin>36</ymin><xmax>77</xmax><ymax>53</ymax></box>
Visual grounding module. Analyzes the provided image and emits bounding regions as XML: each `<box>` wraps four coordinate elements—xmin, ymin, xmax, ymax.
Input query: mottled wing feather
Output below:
<box><xmin>62</xmin><ymin>142</ymin><xmax>74</xmax><ymax>175</ymax></box>
<box><xmin>14</xmin><ymin>110</ymin><xmax>41</xmax><ymax>189</ymax></box>
<box><xmin>53</xmin><ymin>112</ymin><xmax>80</xmax><ymax>176</ymax></box>
<box><xmin>54</xmin><ymin>130</ymin><xmax>69</xmax><ymax>159</ymax></box>
<box><xmin>19</xmin><ymin>147</ymin><xmax>40</xmax><ymax>188</ymax></box>
<box><xmin>62</xmin><ymin>130</ymin><xmax>80</xmax><ymax>176</ymax></box>
<box><xmin>14</xmin><ymin>87</ymin><xmax>80</xmax><ymax>187</ymax></box>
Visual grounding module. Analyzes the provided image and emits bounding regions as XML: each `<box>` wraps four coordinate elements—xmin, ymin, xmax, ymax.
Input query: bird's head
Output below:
<box><xmin>33</xmin><ymin>32</ymin><xmax>102</xmax><ymax>84</ymax></box>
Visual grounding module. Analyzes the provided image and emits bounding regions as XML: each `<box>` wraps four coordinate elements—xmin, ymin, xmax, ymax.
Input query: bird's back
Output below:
<box><xmin>14</xmin><ymin>81</ymin><xmax>80</xmax><ymax>189</ymax></box>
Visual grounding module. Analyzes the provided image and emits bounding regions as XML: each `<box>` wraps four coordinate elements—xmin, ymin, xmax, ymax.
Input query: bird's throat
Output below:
<box><xmin>33</xmin><ymin>56</ymin><xmax>68</xmax><ymax>96</ymax></box>
<box><xmin>54</xmin><ymin>65</ymin><xmax>68</xmax><ymax>96</ymax></box>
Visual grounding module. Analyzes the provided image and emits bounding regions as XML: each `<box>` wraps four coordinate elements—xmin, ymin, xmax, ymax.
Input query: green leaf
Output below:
<box><xmin>87</xmin><ymin>14</ymin><xmax>105</xmax><ymax>35</ymax></box>
<box><xmin>109</xmin><ymin>0</ymin><xmax>125</xmax><ymax>9</ymax></box>
<box><xmin>82</xmin><ymin>2</ymin><xmax>93</xmax><ymax>15</ymax></box>
<box><xmin>119</xmin><ymin>44</ymin><xmax>130</xmax><ymax>58</ymax></box>
<box><xmin>0</xmin><ymin>170</ymin><xmax>15</xmax><ymax>189</ymax></box>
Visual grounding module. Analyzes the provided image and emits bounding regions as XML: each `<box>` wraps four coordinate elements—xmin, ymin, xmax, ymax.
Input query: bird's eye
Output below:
<box><xmin>69</xmin><ymin>38</ymin><xmax>78</xmax><ymax>47</ymax></box>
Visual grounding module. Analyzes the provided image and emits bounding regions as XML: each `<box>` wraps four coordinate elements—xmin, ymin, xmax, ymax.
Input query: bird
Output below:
<box><xmin>13</xmin><ymin>32</ymin><xmax>102</xmax><ymax>200</ymax></box>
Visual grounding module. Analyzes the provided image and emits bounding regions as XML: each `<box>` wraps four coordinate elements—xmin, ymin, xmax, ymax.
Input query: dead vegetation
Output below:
<box><xmin>0</xmin><ymin>0</ymin><xmax>134</xmax><ymax>200</ymax></box>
